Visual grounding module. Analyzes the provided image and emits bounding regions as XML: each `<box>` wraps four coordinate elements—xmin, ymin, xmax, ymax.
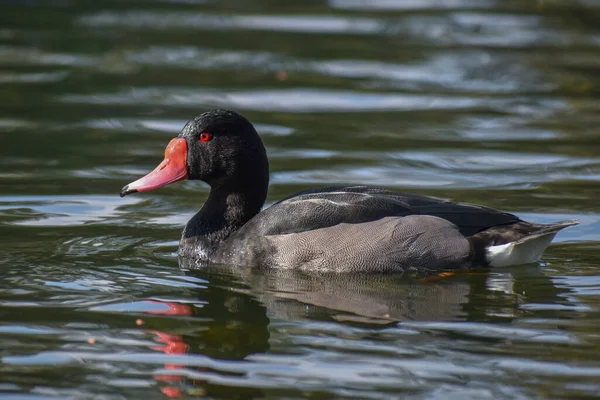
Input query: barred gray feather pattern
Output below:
<box><xmin>262</xmin><ymin>215</ymin><xmax>471</xmax><ymax>273</ymax></box>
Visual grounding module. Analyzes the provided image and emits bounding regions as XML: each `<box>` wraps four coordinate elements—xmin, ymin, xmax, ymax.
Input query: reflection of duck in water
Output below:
<box><xmin>142</xmin><ymin>282</ymin><xmax>270</xmax><ymax>398</ymax></box>
<box><xmin>182</xmin><ymin>263</ymin><xmax>470</xmax><ymax>324</ymax></box>
<box><xmin>143</xmin><ymin>263</ymin><xmax>567</xmax><ymax>397</ymax></box>
<box><xmin>121</xmin><ymin>109</ymin><xmax>577</xmax><ymax>272</ymax></box>
<box><xmin>180</xmin><ymin>260</ymin><xmax>568</xmax><ymax>325</ymax></box>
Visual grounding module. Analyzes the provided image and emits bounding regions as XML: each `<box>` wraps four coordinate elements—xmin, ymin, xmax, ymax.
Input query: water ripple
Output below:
<box><xmin>62</xmin><ymin>87</ymin><xmax>568</xmax><ymax>114</ymax></box>
<box><xmin>79</xmin><ymin>12</ymin><xmax>383</xmax><ymax>35</ymax></box>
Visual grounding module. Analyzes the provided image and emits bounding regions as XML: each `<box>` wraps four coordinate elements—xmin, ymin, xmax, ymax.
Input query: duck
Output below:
<box><xmin>120</xmin><ymin>109</ymin><xmax>577</xmax><ymax>272</ymax></box>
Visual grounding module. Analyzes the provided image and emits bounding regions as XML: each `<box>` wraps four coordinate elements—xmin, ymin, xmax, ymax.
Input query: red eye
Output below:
<box><xmin>199</xmin><ymin>132</ymin><xmax>212</xmax><ymax>142</ymax></box>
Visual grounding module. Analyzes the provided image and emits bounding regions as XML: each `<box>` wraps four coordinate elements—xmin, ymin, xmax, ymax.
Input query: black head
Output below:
<box><xmin>178</xmin><ymin>109</ymin><xmax>268</xmax><ymax>187</ymax></box>
<box><xmin>120</xmin><ymin>109</ymin><xmax>269</xmax><ymax>196</ymax></box>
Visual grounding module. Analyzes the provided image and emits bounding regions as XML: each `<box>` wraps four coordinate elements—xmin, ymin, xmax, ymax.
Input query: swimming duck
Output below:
<box><xmin>121</xmin><ymin>109</ymin><xmax>577</xmax><ymax>272</ymax></box>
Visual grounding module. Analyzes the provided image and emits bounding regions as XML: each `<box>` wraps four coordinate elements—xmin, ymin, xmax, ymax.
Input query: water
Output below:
<box><xmin>1</xmin><ymin>0</ymin><xmax>600</xmax><ymax>398</ymax></box>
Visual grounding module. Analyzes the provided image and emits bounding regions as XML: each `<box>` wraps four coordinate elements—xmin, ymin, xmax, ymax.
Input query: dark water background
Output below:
<box><xmin>2</xmin><ymin>1</ymin><xmax>600</xmax><ymax>398</ymax></box>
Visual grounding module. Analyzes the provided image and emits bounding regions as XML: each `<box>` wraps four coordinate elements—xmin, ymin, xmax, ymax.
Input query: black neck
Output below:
<box><xmin>182</xmin><ymin>177</ymin><xmax>268</xmax><ymax>243</ymax></box>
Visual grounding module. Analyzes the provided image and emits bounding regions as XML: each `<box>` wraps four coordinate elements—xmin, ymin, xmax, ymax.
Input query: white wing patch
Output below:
<box><xmin>281</xmin><ymin>191</ymin><xmax>373</xmax><ymax>208</ymax></box>
<box><xmin>284</xmin><ymin>198</ymin><xmax>349</xmax><ymax>207</ymax></box>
